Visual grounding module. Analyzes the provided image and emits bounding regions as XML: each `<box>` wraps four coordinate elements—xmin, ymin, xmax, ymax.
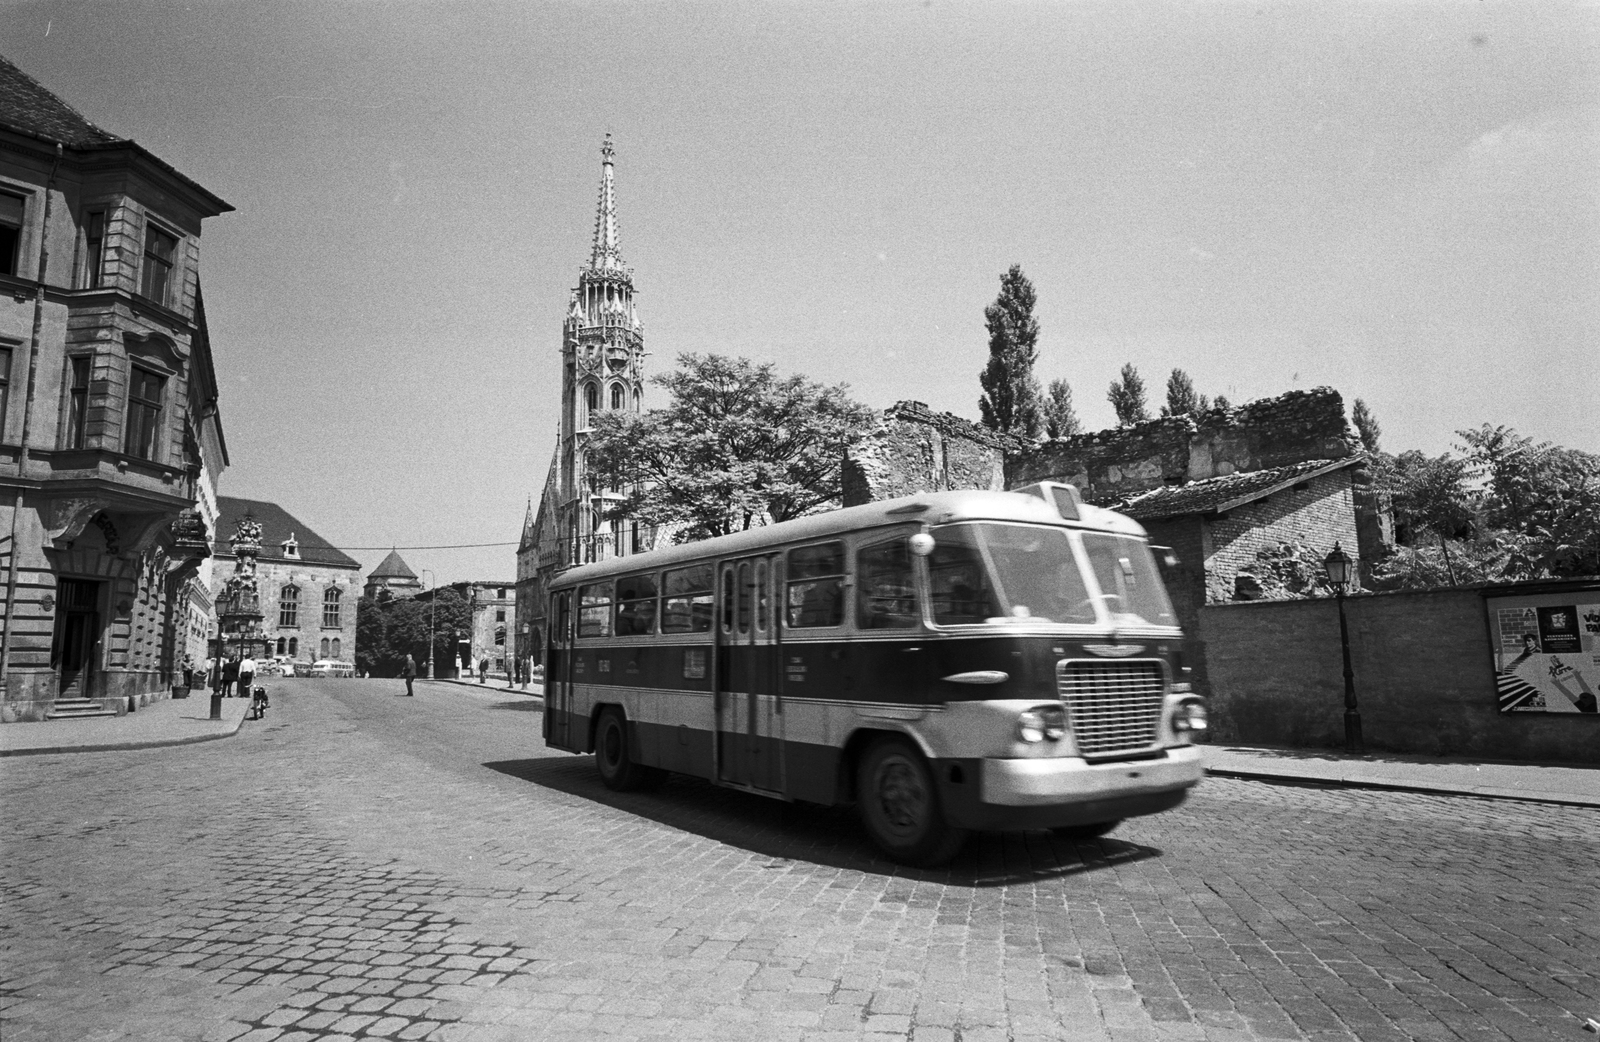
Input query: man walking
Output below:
<box><xmin>237</xmin><ymin>652</ymin><xmax>256</xmax><ymax>699</ymax></box>
<box><xmin>401</xmin><ymin>653</ymin><xmax>416</xmax><ymax>696</ymax></box>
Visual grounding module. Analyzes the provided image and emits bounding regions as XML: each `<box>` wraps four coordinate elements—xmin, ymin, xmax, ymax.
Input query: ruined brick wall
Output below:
<box><xmin>843</xmin><ymin>402</ymin><xmax>1008</xmax><ymax>506</ymax></box>
<box><xmin>1200</xmin><ymin>586</ymin><xmax>1597</xmax><ymax>763</ymax></box>
<box><xmin>1006</xmin><ymin>387</ymin><xmax>1358</xmax><ymax>499</ymax></box>
<box><xmin>1204</xmin><ymin>470</ymin><xmax>1360</xmax><ymax>603</ymax></box>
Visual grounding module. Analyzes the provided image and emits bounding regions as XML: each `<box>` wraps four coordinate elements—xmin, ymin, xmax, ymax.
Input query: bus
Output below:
<box><xmin>543</xmin><ymin>484</ymin><xmax>1207</xmax><ymax>866</ymax></box>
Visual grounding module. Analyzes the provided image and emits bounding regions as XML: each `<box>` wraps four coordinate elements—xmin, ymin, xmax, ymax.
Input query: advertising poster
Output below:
<box><xmin>1488</xmin><ymin>592</ymin><xmax>1600</xmax><ymax>714</ymax></box>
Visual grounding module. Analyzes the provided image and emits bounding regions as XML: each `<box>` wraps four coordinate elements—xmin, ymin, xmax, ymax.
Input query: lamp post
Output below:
<box><xmin>421</xmin><ymin>569</ymin><xmax>436</xmax><ymax>680</ymax></box>
<box><xmin>1322</xmin><ymin>542</ymin><xmax>1363</xmax><ymax>755</ymax></box>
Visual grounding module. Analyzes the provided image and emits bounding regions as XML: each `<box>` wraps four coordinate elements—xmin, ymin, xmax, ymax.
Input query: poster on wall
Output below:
<box><xmin>1488</xmin><ymin>591</ymin><xmax>1600</xmax><ymax>714</ymax></box>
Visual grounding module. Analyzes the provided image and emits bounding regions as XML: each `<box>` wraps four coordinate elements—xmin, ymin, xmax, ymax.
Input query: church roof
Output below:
<box><xmin>212</xmin><ymin>497</ymin><xmax>360</xmax><ymax>570</ymax></box>
<box><xmin>369</xmin><ymin>549</ymin><xmax>420</xmax><ymax>581</ymax></box>
<box><xmin>589</xmin><ymin>134</ymin><xmax>626</xmax><ymax>273</ymax></box>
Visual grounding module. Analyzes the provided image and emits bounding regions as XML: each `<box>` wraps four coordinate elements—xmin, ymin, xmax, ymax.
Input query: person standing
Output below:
<box><xmin>401</xmin><ymin>653</ymin><xmax>416</xmax><ymax>696</ymax></box>
<box><xmin>221</xmin><ymin>656</ymin><xmax>239</xmax><ymax>697</ymax></box>
<box><xmin>237</xmin><ymin>652</ymin><xmax>257</xmax><ymax>699</ymax></box>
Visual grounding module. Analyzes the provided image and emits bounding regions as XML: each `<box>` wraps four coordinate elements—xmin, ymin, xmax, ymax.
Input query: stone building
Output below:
<box><xmin>418</xmin><ymin>581</ymin><xmax>516</xmax><ymax>679</ymax></box>
<box><xmin>364</xmin><ymin>549</ymin><xmax>422</xmax><ymax>600</ymax></box>
<box><xmin>0</xmin><ymin>56</ymin><xmax>231</xmax><ymax>720</ymax></box>
<box><xmin>843</xmin><ymin>400</ymin><xmax>1014</xmax><ymax>505</ymax></box>
<box><xmin>208</xmin><ymin>497</ymin><xmax>361</xmax><ymax>667</ymax></box>
<box><xmin>517</xmin><ymin>138</ymin><xmax>656</xmax><ymax>671</ymax></box>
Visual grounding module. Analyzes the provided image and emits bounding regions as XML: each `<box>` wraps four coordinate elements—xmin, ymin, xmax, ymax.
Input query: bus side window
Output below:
<box><xmin>721</xmin><ymin>568</ymin><xmax>735</xmax><ymax>634</ymax></box>
<box><xmin>662</xmin><ymin>564</ymin><xmax>714</xmax><ymax>633</ymax></box>
<box><xmin>786</xmin><ymin>541</ymin><xmax>845</xmax><ymax>628</ymax></box>
<box><xmin>578</xmin><ymin>582</ymin><xmax>613</xmax><ymax>639</ymax></box>
<box><xmin>554</xmin><ymin>592</ymin><xmax>572</xmax><ymax>645</ymax></box>
<box><xmin>615</xmin><ymin>573</ymin><xmax>658</xmax><ymax>636</ymax></box>
<box><xmin>857</xmin><ymin>539</ymin><xmax>919</xmax><ymax>629</ymax></box>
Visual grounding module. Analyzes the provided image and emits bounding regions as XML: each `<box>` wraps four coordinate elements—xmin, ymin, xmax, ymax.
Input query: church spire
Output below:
<box><xmin>589</xmin><ymin>134</ymin><xmax>624</xmax><ymax>272</ymax></box>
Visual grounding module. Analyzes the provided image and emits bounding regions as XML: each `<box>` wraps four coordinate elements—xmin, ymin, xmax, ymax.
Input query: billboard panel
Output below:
<box><xmin>1488</xmin><ymin>592</ymin><xmax>1600</xmax><ymax>714</ymax></box>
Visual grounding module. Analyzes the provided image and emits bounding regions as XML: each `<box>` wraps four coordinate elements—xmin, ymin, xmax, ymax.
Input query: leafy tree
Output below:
<box><xmin>1212</xmin><ymin>393</ymin><xmax>1232</xmax><ymax>411</ymax></box>
<box><xmin>1351</xmin><ymin>398</ymin><xmax>1382</xmax><ymax>453</ymax></box>
<box><xmin>587</xmin><ymin>353</ymin><xmax>876</xmax><ymax>540</ymax></box>
<box><xmin>355</xmin><ymin>590</ymin><xmax>471</xmax><ymax>677</ymax></box>
<box><xmin>1456</xmin><ymin>425</ymin><xmax>1600</xmax><ymax>578</ymax></box>
<box><xmin>1372</xmin><ymin>450</ymin><xmax>1475</xmax><ymax>583</ymax></box>
<box><xmin>1042</xmin><ymin>379</ymin><xmax>1081</xmax><ymax>439</ymax></box>
<box><xmin>977</xmin><ymin>264</ymin><xmax>1043</xmax><ymax>439</ymax></box>
<box><xmin>1160</xmin><ymin>368</ymin><xmax>1209</xmax><ymax>417</ymax></box>
<box><xmin>1107</xmin><ymin>363</ymin><xmax>1149</xmax><ymax>426</ymax></box>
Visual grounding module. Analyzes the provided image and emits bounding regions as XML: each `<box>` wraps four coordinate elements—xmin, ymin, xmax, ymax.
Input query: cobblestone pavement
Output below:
<box><xmin>2</xmin><ymin>679</ymin><xmax>1595</xmax><ymax>1042</ymax></box>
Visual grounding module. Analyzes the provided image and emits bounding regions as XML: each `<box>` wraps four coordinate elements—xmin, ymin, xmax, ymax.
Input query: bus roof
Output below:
<box><xmin>554</xmin><ymin>489</ymin><xmax>1150</xmax><ymax>588</ymax></box>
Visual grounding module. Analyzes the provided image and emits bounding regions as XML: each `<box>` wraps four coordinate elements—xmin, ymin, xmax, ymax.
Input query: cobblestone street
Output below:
<box><xmin>2</xmin><ymin>679</ymin><xmax>1594</xmax><ymax>1042</ymax></box>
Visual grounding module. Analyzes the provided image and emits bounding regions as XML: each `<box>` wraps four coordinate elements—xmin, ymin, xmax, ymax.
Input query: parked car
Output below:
<box><xmin>309</xmin><ymin>660</ymin><xmax>355</xmax><ymax>678</ymax></box>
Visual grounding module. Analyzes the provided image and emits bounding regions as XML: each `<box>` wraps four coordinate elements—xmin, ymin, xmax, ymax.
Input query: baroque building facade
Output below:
<box><xmin>0</xmin><ymin>56</ymin><xmax>230</xmax><ymax>720</ymax></box>
<box><xmin>207</xmin><ymin>497</ymin><xmax>361</xmax><ymax>667</ymax></box>
<box><xmin>516</xmin><ymin>137</ymin><xmax>653</xmax><ymax>676</ymax></box>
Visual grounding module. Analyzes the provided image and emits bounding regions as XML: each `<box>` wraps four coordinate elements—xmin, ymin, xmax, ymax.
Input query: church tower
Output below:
<box><xmin>558</xmin><ymin>134</ymin><xmax>647</xmax><ymax>565</ymax></box>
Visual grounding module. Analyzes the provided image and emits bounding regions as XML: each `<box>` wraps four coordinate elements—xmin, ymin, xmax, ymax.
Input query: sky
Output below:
<box><xmin>3</xmin><ymin>1</ymin><xmax>1596</xmax><ymax>585</ymax></box>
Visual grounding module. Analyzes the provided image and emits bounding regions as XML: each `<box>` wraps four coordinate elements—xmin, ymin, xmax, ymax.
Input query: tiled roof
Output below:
<box><xmin>1118</xmin><ymin>458</ymin><xmax>1358</xmax><ymax>521</ymax></box>
<box><xmin>212</xmin><ymin>497</ymin><xmax>361</xmax><ymax>570</ymax></box>
<box><xmin>0</xmin><ymin>54</ymin><xmax>124</xmax><ymax>147</ymax></box>
<box><xmin>368</xmin><ymin>549</ymin><xmax>419</xmax><ymax>580</ymax></box>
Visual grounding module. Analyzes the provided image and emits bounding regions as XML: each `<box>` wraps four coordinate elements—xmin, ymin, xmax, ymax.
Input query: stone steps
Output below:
<box><xmin>45</xmin><ymin>698</ymin><xmax>119</xmax><ymax>721</ymax></box>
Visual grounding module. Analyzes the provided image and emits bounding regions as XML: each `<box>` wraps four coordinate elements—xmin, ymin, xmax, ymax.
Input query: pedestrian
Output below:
<box><xmin>181</xmin><ymin>655</ymin><xmax>195</xmax><ymax>690</ymax></box>
<box><xmin>221</xmin><ymin>656</ymin><xmax>239</xmax><ymax>697</ymax></box>
<box><xmin>479</xmin><ymin>657</ymin><xmax>488</xmax><ymax>684</ymax></box>
<box><xmin>237</xmin><ymin>652</ymin><xmax>256</xmax><ymax>698</ymax></box>
<box><xmin>401</xmin><ymin>653</ymin><xmax>416</xmax><ymax>696</ymax></box>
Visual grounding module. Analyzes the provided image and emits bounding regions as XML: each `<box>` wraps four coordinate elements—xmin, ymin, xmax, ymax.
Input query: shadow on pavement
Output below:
<box><xmin>485</xmin><ymin>700</ymin><xmax>543</xmax><ymax>713</ymax></box>
<box><xmin>483</xmin><ymin>755</ymin><xmax>1159</xmax><ymax>887</ymax></box>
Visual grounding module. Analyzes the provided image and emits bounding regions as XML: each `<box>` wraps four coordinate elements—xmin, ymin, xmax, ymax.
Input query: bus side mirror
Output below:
<box><xmin>908</xmin><ymin>533</ymin><xmax>935</xmax><ymax>557</ymax></box>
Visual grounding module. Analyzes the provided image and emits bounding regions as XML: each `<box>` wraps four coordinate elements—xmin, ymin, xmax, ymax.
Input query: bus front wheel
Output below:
<box><xmin>595</xmin><ymin>708</ymin><xmax>661</xmax><ymax>792</ymax></box>
<box><xmin>856</xmin><ymin>737</ymin><xmax>969</xmax><ymax>867</ymax></box>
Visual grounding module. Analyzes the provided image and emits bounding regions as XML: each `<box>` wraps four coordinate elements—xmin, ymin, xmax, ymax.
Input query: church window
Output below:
<box><xmin>610</xmin><ymin>383</ymin><xmax>624</xmax><ymax>410</ymax></box>
<box><xmin>276</xmin><ymin>637</ymin><xmax>286</xmax><ymax>655</ymax></box>
<box><xmin>584</xmin><ymin>382</ymin><xmax>598</xmax><ymax>421</ymax></box>
<box><xmin>332</xmin><ymin>638</ymin><xmax>342</xmax><ymax>659</ymax></box>
<box><xmin>323</xmin><ymin>588</ymin><xmax>342</xmax><ymax>627</ymax></box>
<box><xmin>279</xmin><ymin>585</ymin><xmax>300</xmax><ymax>627</ymax></box>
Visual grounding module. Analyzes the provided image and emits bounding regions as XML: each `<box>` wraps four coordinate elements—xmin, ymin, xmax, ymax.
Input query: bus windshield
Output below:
<box><xmin>1079</xmin><ymin>532</ymin><xmax>1177</xmax><ymax>628</ymax></box>
<box><xmin>928</xmin><ymin>523</ymin><xmax>1097</xmax><ymax>625</ymax></box>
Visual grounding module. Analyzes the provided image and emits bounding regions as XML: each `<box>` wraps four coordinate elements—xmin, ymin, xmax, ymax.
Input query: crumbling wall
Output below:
<box><xmin>843</xmin><ymin>402</ymin><xmax>1009</xmax><ymax>506</ymax></box>
<box><xmin>1007</xmin><ymin>417</ymin><xmax>1196</xmax><ymax>504</ymax></box>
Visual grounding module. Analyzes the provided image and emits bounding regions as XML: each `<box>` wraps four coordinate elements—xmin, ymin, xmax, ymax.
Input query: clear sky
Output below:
<box><xmin>4</xmin><ymin>1</ymin><xmax>1595</xmax><ymax>585</ymax></box>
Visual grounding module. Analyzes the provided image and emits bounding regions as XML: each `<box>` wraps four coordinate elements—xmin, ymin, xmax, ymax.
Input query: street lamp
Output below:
<box><xmin>1322</xmin><ymin>542</ymin><xmax>1363</xmax><ymax>755</ymax></box>
<box><xmin>421</xmin><ymin>569</ymin><xmax>436</xmax><ymax>680</ymax></box>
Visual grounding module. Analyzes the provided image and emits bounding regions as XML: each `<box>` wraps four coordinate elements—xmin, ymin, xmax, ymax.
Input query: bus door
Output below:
<box><xmin>715</xmin><ymin>555</ymin><xmax>783</xmax><ymax>792</ymax></box>
<box><xmin>545</xmin><ymin>591</ymin><xmax>574</xmax><ymax>749</ymax></box>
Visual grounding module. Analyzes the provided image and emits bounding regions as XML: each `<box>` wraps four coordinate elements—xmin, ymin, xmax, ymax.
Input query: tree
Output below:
<box><xmin>1352</xmin><ymin>399</ymin><xmax>1382</xmax><ymax>453</ymax></box>
<box><xmin>354</xmin><ymin>590</ymin><xmax>471</xmax><ymax>677</ymax></box>
<box><xmin>1456</xmin><ymin>425</ymin><xmax>1600</xmax><ymax>578</ymax></box>
<box><xmin>1212</xmin><ymin>394</ymin><xmax>1232</xmax><ymax>411</ymax></box>
<box><xmin>977</xmin><ymin>264</ymin><xmax>1043</xmax><ymax>439</ymax></box>
<box><xmin>587</xmin><ymin>353</ymin><xmax>876</xmax><ymax>540</ymax></box>
<box><xmin>1107</xmin><ymin>363</ymin><xmax>1149</xmax><ymax>426</ymax></box>
<box><xmin>1160</xmin><ymin>368</ymin><xmax>1209</xmax><ymax>417</ymax></box>
<box><xmin>1042</xmin><ymin>379</ymin><xmax>1081</xmax><ymax>439</ymax></box>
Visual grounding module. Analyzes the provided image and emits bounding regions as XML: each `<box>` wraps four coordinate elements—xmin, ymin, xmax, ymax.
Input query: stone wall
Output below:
<box><xmin>1007</xmin><ymin>387</ymin><xmax>1359</xmax><ymax>502</ymax></box>
<box><xmin>1199</xmin><ymin>585</ymin><xmax>1599</xmax><ymax>764</ymax></box>
<box><xmin>843</xmin><ymin>401</ymin><xmax>1010</xmax><ymax>506</ymax></box>
<box><xmin>1205</xmin><ymin>470</ymin><xmax>1360</xmax><ymax>603</ymax></box>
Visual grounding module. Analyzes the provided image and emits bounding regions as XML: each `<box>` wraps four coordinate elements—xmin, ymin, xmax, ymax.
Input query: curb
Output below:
<box><xmin>1204</xmin><ymin>766</ymin><xmax>1600</xmax><ymax>808</ymax></box>
<box><xmin>0</xmin><ymin>715</ymin><xmax>250</xmax><ymax>758</ymax></box>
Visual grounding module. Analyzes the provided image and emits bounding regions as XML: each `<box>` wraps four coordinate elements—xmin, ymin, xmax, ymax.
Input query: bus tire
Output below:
<box><xmin>856</xmin><ymin>736</ymin><xmax>968</xmax><ymax>867</ymax></box>
<box><xmin>594</xmin><ymin>708</ymin><xmax>660</xmax><ymax>792</ymax></box>
<box><xmin>1052</xmin><ymin>819</ymin><xmax>1121</xmax><ymax>840</ymax></box>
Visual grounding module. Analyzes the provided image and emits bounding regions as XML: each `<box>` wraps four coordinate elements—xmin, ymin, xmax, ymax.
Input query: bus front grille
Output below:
<box><xmin>1056</xmin><ymin>661</ymin><xmax>1166</xmax><ymax>758</ymax></box>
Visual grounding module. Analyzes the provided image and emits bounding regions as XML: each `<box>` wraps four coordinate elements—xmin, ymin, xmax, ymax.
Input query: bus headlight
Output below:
<box><xmin>1017</xmin><ymin>704</ymin><xmax>1067</xmax><ymax>743</ymax></box>
<box><xmin>1172</xmin><ymin>698</ymin><xmax>1207</xmax><ymax>738</ymax></box>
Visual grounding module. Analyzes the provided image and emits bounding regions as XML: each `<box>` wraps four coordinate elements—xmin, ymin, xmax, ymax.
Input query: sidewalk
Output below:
<box><xmin>1205</xmin><ymin>744</ymin><xmax>1600</xmax><ymax>808</ymax></box>
<box><xmin>0</xmin><ymin>693</ymin><xmax>251</xmax><ymax>758</ymax></box>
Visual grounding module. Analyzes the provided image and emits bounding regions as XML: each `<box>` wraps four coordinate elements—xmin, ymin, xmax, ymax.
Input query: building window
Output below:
<box><xmin>123</xmin><ymin>365</ymin><xmax>165</xmax><ymax>460</ymax></box>
<box><xmin>332</xmin><ymin>637</ymin><xmax>342</xmax><ymax>659</ymax></box>
<box><xmin>320</xmin><ymin>637</ymin><xmax>330</xmax><ymax>658</ymax></box>
<box><xmin>0</xmin><ymin>346</ymin><xmax>11</xmax><ymax>435</ymax></box>
<box><xmin>610</xmin><ymin>383</ymin><xmax>624</xmax><ymax>410</ymax></box>
<box><xmin>584</xmin><ymin>382</ymin><xmax>598</xmax><ymax>423</ymax></box>
<box><xmin>323</xmin><ymin>588</ymin><xmax>341</xmax><ymax>628</ymax></box>
<box><xmin>288</xmin><ymin>637</ymin><xmax>298</xmax><ymax>658</ymax></box>
<box><xmin>82</xmin><ymin>211</ymin><xmax>105</xmax><ymax>288</ymax></box>
<box><xmin>139</xmin><ymin>225</ymin><xmax>177</xmax><ymax>305</ymax></box>
<box><xmin>0</xmin><ymin>192</ymin><xmax>22</xmax><ymax>277</ymax></box>
<box><xmin>65</xmin><ymin>356</ymin><xmax>90</xmax><ymax>449</ymax></box>
<box><xmin>276</xmin><ymin>637</ymin><xmax>286</xmax><ymax>656</ymax></box>
<box><xmin>279</xmin><ymin>585</ymin><xmax>300</xmax><ymax>627</ymax></box>
<box><xmin>496</xmin><ymin>608</ymin><xmax>505</xmax><ymax>623</ymax></box>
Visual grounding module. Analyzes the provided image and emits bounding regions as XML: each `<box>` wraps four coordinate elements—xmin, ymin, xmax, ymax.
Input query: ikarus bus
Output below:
<box><xmin>543</xmin><ymin>483</ymin><xmax>1207</xmax><ymax>866</ymax></box>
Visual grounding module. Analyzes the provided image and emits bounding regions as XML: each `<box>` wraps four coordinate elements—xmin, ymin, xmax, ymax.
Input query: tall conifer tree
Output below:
<box><xmin>1107</xmin><ymin>363</ymin><xmax>1150</xmax><ymax>426</ymax></box>
<box><xmin>978</xmin><ymin>265</ymin><xmax>1043</xmax><ymax>439</ymax></box>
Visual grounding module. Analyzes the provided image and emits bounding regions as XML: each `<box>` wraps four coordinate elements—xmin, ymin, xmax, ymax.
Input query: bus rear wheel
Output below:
<box><xmin>856</xmin><ymin>737</ymin><xmax>968</xmax><ymax>867</ymax></box>
<box><xmin>595</xmin><ymin>708</ymin><xmax>661</xmax><ymax>792</ymax></box>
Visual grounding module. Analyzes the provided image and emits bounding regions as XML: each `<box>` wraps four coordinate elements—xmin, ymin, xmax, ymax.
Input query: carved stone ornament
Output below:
<box><xmin>92</xmin><ymin>513</ymin><xmax>121</xmax><ymax>554</ymax></box>
<box><xmin>47</xmin><ymin>497</ymin><xmax>105</xmax><ymax>543</ymax></box>
<box><xmin>169</xmin><ymin>509</ymin><xmax>212</xmax><ymax>560</ymax></box>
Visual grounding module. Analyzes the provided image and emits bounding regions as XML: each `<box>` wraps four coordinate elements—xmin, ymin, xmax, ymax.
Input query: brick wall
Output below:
<box><xmin>1199</xmin><ymin>586</ymin><xmax>1598</xmax><ymax>764</ymax></box>
<box><xmin>1204</xmin><ymin>470</ymin><xmax>1360</xmax><ymax>603</ymax></box>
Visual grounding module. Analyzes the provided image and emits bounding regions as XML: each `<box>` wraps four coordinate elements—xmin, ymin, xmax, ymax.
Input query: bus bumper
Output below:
<box><xmin>937</xmin><ymin>745</ymin><xmax>1204</xmax><ymax>832</ymax></box>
